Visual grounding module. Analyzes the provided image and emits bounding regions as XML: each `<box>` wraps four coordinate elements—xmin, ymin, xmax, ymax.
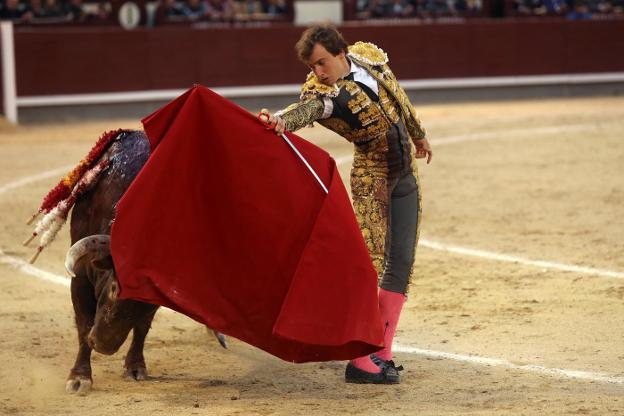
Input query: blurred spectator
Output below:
<box><xmin>41</xmin><ymin>0</ymin><xmax>65</xmax><ymax>17</ymax></box>
<box><xmin>182</xmin><ymin>0</ymin><xmax>208</xmax><ymax>19</ymax></box>
<box><xmin>511</xmin><ymin>0</ymin><xmax>543</xmax><ymax>14</ymax></box>
<box><xmin>587</xmin><ymin>0</ymin><xmax>614</xmax><ymax>12</ymax></box>
<box><xmin>450</xmin><ymin>0</ymin><xmax>467</xmax><ymax>14</ymax></box>
<box><xmin>358</xmin><ymin>0</ymin><xmax>390</xmax><ymax>18</ymax></box>
<box><xmin>421</xmin><ymin>0</ymin><xmax>451</xmax><ymax>17</ymax></box>
<box><xmin>356</xmin><ymin>0</ymin><xmax>479</xmax><ymax>18</ymax></box>
<box><xmin>1</xmin><ymin>0</ymin><xmax>33</xmax><ymax>21</ymax></box>
<box><xmin>566</xmin><ymin>0</ymin><xmax>592</xmax><ymax>17</ymax></box>
<box><xmin>28</xmin><ymin>0</ymin><xmax>46</xmax><ymax>17</ymax></box>
<box><xmin>234</xmin><ymin>0</ymin><xmax>260</xmax><ymax>19</ymax></box>
<box><xmin>450</xmin><ymin>0</ymin><xmax>481</xmax><ymax>15</ymax></box>
<box><xmin>205</xmin><ymin>0</ymin><xmax>233</xmax><ymax>19</ymax></box>
<box><xmin>232</xmin><ymin>0</ymin><xmax>286</xmax><ymax>20</ymax></box>
<box><xmin>509</xmin><ymin>0</ymin><xmax>623</xmax><ymax>15</ymax></box>
<box><xmin>89</xmin><ymin>1</ymin><xmax>110</xmax><ymax>22</ymax></box>
<box><xmin>261</xmin><ymin>0</ymin><xmax>286</xmax><ymax>16</ymax></box>
<box><xmin>465</xmin><ymin>0</ymin><xmax>481</xmax><ymax>13</ymax></box>
<box><xmin>388</xmin><ymin>0</ymin><xmax>415</xmax><ymax>16</ymax></box>
<box><xmin>161</xmin><ymin>0</ymin><xmax>186</xmax><ymax>18</ymax></box>
<box><xmin>155</xmin><ymin>0</ymin><xmax>241</xmax><ymax>23</ymax></box>
<box><xmin>63</xmin><ymin>0</ymin><xmax>86</xmax><ymax>21</ymax></box>
<box><xmin>508</xmin><ymin>0</ymin><xmax>623</xmax><ymax>15</ymax></box>
<box><xmin>543</xmin><ymin>0</ymin><xmax>568</xmax><ymax>13</ymax></box>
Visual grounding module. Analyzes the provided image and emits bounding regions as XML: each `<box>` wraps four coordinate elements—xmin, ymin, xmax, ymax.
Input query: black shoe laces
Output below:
<box><xmin>371</xmin><ymin>354</ymin><xmax>404</xmax><ymax>372</ymax></box>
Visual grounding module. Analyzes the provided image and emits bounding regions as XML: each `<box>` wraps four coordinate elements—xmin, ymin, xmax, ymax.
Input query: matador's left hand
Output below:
<box><xmin>258</xmin><ymin>109</ymin><xmax>286</xmax><ymax>135</ymax></box>
<box><xmin>414</xmin><ymin>138</ymin><xmax>433</xmax><ymax>164</ymax></box>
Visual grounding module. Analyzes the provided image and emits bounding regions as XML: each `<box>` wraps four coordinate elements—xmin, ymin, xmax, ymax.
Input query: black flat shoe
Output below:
<box><xmin>371</xmin><ymin>354</ymin><xmax>404</xmax><ymax>374</ymax></box>
<box><xmin>345</xmin><ymin>362</ymin><xmax>400</xmax><ymax>384</ymax></box>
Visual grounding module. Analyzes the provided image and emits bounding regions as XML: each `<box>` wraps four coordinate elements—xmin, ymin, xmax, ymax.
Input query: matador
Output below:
<box><xmin>260</xmin><ymin>25</ymin><xmax>433</xmax><ymax>384</ymax></box>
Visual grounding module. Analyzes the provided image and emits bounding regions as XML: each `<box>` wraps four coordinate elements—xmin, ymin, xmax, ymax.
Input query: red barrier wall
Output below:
<box><xmin>13</xmin><ymin>19</ymin><xmax>624</xmax><ymax>97</ymax></box>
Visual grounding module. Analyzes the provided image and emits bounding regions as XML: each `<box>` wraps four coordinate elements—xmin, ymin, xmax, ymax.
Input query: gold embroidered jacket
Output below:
<box><xmin>277</xmin><ymin>41</ymin><xmax>426</xmax><ymax>144</ymax></box>
<box><xmin>276</xmin><ymin>42</ymin><xmax>425</xmax><ymax>285</ymax></box>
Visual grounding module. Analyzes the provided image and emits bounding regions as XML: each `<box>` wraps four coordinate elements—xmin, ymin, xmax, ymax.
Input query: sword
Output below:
<box><xmin>258</xmin><ymin>111</ymin><xmax>329</xmax><ymax>195</ymax></box>
<box><xmin>278</xmin><ymin>133</ymin><xmax>329</xmax><ymax>195</ymax></box>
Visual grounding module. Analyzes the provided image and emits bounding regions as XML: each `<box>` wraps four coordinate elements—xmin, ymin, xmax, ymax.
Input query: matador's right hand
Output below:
<box><xmin>258</xmin><ymin>109</ymin><xmax>286</xmax><ymax>136</ymax></box>
<box><xmin>414</xmin><ymin>137</ymin><xmax>433</xmax><ymax>164</ymax></box>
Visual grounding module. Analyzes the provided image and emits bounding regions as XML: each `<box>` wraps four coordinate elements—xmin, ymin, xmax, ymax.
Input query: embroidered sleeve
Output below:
<box><xmin>403</xmin><ymin>93</ymin><xmax>427</xmax><ymax>140</ymax></box>
<box><xmin>364</xmin><ymin>59</ymin><xmax>426</xmax><ymax>140</ymax></box>
<box><xmin>388</xmin><ymin>68</ymin><xmax>426</xmax><ymax>140</ymax></box>
<box><xmin>275</xmin><ymin>97</ymin><xmax>326</xmax><ymax>132</ymax></box>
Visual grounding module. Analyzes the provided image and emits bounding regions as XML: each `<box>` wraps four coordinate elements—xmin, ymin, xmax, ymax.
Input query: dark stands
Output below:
<box><xmin>351</xmin><ymin>0</ymin><xmax>483</xmax><ymax>20</ymax></box>
<box><xmin>0</xmin><ymin>0</ymin><xmax>113</xmax><ymax>25</ymax></box>
<box><xmin>507</xmin><ymin>0</ymin><xmax>623</xmax><ymax>19</ymax></box>
<box><xmin>342</xmin><ymin>0</ymin><xmax>622</xmax><ymax>19</ymax></box>
<box><xmin>1</xmin><ymin>0</ymin><xmax>622</xmax><ymax>27</ymax></box>
<box><xmin>0</xmin><ymin>0</ymin><xmax>290</xmax><ymax>27</ymax></box>
<box><xmin>154</xmin><ymin>0</ymin><xmax>290</xmax><ymax>26</ymax></box>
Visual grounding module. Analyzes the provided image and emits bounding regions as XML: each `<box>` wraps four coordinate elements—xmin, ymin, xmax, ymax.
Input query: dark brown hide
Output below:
<box><xmin>66</xmin><ymin>131</ymin><xmax>156</xmax><ymax>393</ymax></box>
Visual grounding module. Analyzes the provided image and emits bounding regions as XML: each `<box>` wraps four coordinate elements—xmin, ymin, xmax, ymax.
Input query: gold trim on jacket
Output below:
<box><xmin>292</xmin><ymin>41</ymin><xmax>426</xmax><ymax>141</ymax></box>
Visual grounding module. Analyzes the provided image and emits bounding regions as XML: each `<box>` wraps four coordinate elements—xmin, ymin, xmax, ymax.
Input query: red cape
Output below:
<box><xmin>110</xmin><ymin>85</ymin><xmax>383</xmax><ymax>362</ymax></box>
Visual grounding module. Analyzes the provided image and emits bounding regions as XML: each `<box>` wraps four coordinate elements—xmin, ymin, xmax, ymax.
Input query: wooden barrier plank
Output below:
<box><xmin>11</xmin><ymin>20</ymin><xmax>624</xmax><ymax>97</ymax></box>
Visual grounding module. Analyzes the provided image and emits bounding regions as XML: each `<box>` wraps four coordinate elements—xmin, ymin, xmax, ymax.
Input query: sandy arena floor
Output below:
<box><xmin>0</xmin><ymin>96</ymin><xmax>623</xmax><ymax>415</ymax></box>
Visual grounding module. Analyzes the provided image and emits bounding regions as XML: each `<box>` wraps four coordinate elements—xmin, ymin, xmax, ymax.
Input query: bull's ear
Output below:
<box><xmin>91</xmin><ymin>254</ymin><xmax>114</xmax><ymax>271</ymax></box>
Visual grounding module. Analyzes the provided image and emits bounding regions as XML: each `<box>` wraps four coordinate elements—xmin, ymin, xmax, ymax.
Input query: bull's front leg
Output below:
<box><xmin>123</xmin><ymin>309</ymin><xmax>157</xmax><ymax>381</ymax></box>
<box><xmin>67</xmin><ymin>277</ymin><xmax>96</xmax><ymax>394</ymax></box>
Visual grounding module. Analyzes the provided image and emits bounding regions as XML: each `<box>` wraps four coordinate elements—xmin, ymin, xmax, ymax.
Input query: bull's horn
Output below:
<box><xmin>65</xmin><ymin>235</ymin><xmax>111</xmax><ymax>278</ymax></box>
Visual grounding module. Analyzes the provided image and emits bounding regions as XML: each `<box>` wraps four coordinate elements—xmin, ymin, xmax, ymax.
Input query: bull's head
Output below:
<box><xmin>65</xmin><ymin>235</ymin><xmax>157</xmax><ymax>355</ymax></box>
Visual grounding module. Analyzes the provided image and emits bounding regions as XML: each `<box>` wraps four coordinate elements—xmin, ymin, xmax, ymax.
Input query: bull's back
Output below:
<box><xmin>70</xmin><ymin>131</ymin><xmax>150</xmax><ymax>244</ymax></box>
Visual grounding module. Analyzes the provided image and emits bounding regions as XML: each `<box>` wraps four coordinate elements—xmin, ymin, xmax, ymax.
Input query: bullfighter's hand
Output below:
<box><xmin>414</xmin><ymin>137</ymin><xmax>433</xmax><ymax>164</ymax></box>
<box><xmin>258</xmin><ymin>109</ymin><xmax>286</xmax><ymax>136</ymax></box>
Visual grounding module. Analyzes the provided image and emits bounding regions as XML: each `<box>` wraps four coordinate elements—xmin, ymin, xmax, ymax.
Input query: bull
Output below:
<box><xmin>61</xmin><ymin>130</ymin><xmax>225</xmax><ymax>394</ymax></box>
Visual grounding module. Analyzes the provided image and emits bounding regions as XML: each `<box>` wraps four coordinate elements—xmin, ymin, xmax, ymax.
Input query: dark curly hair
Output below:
<box><xmin>295</xmin><ymin>24</ymin><xmax>349</xmax><ymax>63</ymax></box>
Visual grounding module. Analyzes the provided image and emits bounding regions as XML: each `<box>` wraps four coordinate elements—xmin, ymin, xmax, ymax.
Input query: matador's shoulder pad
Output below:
<box><xmin>300</xmin><ymin>72</ymin><xmax>340</xmax><ymax>100</ymax></box>
<box><xmin>347</xmin><ymin>42</ymin><xmax>389</xmax><ymax>66</ymax></box>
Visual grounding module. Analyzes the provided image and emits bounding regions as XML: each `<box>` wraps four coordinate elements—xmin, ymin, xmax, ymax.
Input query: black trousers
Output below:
<box><xmin>379</xmin><ymin>170</ymin><xmax>420</xmax><ymax>295</ymax></box>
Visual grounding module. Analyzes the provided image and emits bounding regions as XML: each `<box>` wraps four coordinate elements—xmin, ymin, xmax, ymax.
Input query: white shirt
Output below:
<box><xmin>320</xmin><ymin>60</ymin><xmax>380</xmax><ymax>119</ymax></box>
<box><xmin>347</xmin><ymin>60</ymin><xmax>379</xmax><ymax>96</ymax></box>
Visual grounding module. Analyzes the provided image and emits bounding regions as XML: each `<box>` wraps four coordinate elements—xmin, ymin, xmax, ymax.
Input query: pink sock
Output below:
<box><xmin>350</xmin><ymin>355</ymin><xmax>381</xmax><ymax>373</ymax></box>
<box><xmin>377</xmin><ymin>288</ymin><xmax>406</xmax><ymax>361</ymax></box>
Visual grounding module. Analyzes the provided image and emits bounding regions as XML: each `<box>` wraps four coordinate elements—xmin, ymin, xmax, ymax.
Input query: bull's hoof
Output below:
<box><xmin>124</xmin><ymin>366</ymin><xmax>148</xmax><ymax>381</ymax></box>
<box><xmin>65</xmin><ymin>376</ymin><xmax>93</xmax><ymax>395</ymax></box>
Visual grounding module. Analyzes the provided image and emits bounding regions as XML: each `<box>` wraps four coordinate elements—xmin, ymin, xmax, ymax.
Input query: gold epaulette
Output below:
<box><xmin>347</xmin><ymin>42</ymin><xmax>389</xmax><ymax>66</ymax></box>
<box><xmin>300</xmin><ymin>72</ymin><xmax>340</xmax><ymax>101</ymax></box>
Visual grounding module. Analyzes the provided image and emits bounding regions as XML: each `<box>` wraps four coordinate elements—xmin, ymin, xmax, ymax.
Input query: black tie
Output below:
<box><xmin>344</xmin><ymin>72</ymin><xmax>379</xmax><ymax>101</ymax></box>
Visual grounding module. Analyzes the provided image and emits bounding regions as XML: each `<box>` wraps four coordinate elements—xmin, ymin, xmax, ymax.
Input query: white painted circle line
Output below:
<box><xmin>332</xmin><ymin>121</ymin><xmax>624</xmax><ymax>280</ymax></box>
<box><xmin>0</xmin><ymin>164</ymin><xmax>73</xmax><ymax>196</ymax></box>
<box><xmin>432</xmin><ymin>122</ymin><xmax>603</xmax><ymax>146</ymax></box>
<box><xmin>420</xmin><ymin>239</ymin><xmax>624</xmax><ymax>279</ymax></box>
<box><xmin>2</xmin><ymin>248</ymin><xmax>622</xmax><ymax>386</ymax></box>
<box><xmin>0</xmin><ymin>248</ymin><xmax>69</xmax><ymax>287</ymax></box>
<box><xmin>394</xmin><ymin>345</ymin><xmax>624</xmax><ymax>385</ymax></box>
<box><xmin>334</xmin><ymin>122</ymin><xmax>610</xmax><ymax>166</ymax></box>
<box><xmin>0</xmin><ymin>122</ymin><xmax>606</xmax><ymax>196</ymax></box>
